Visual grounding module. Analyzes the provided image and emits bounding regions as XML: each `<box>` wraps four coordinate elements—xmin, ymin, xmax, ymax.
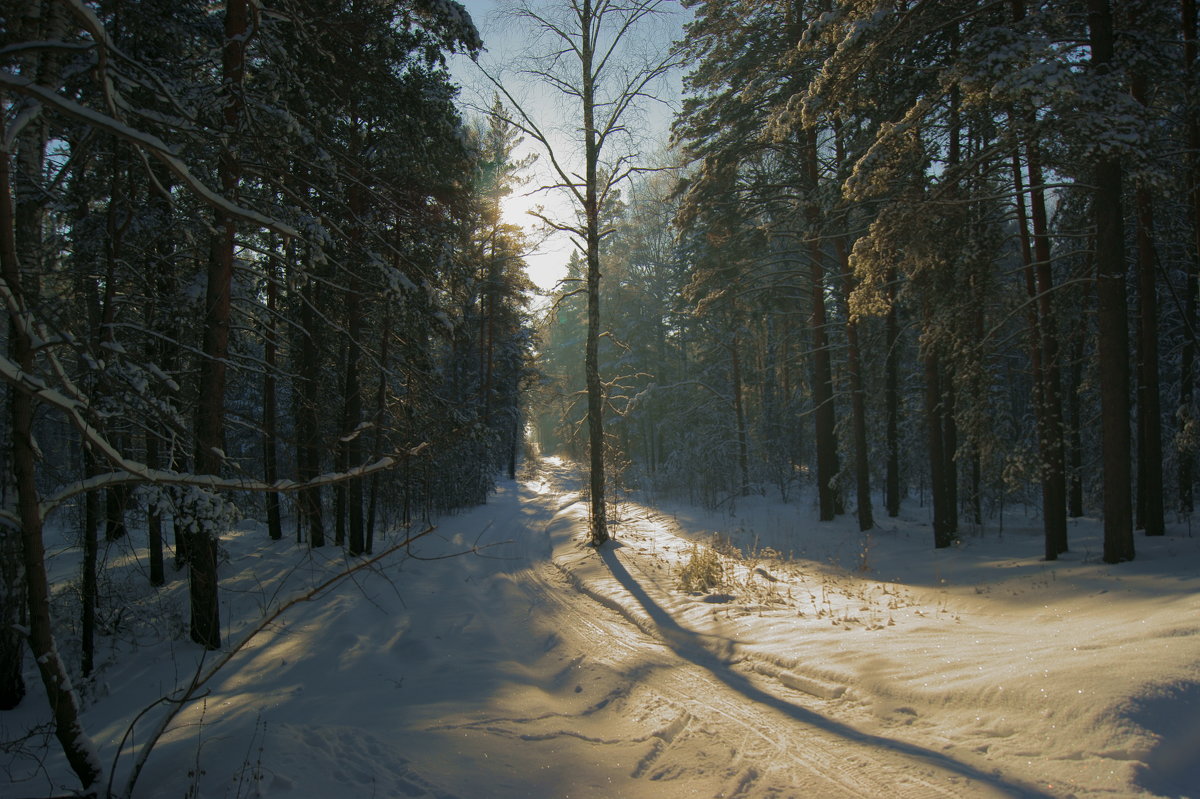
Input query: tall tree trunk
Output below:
<box><xmin>366</xmin><ymin>304</ymin><xmax>391</xmax><ymax>555</ymax></box>
<box><xmin>1132</xmin><ymin>68</ymin><xmax>1165</xmax><ymax>536</ymax></box>
<box><xmin>1182</xmin><ymin>0</ymin><xmax>1200</xmax><ymax>514</ymax></box>
<box><xmin>0</xmin><ymin>518</ymin><xmax>23</xmax><ymax>709</ymax></box>
<box><xmin>846</xmin><ymin>303</ymin><xmax>873</xmax><ymax>532</ymax></box>
<box><xmin>82</xmin><ymin>449</ymin><xmax>99</xmax><ymax>677</ymax></box>
<box><xmin>190</xmin><ymin>254</ymin><xmax>227</xmax><ymax>649</ymax></box>
<box><xmin>145</xmin><ymin>430</ymin><xmax>166</xmax><ymax>585</ymax></box>
<box><xmin>806</xmin><ymin>131</ymin><xmax>840</xmax><ymax>520</ymax></box>
<box><xmin>191</xmin><ymin>0</ymin><xmax>252</xmax><ymax>648</ymax></box>
<box><xmin>942</xmin><ymin>373</ymin><xmax>958</xmax><ymax>533</ymax></box>
<box><xmin>924</xmin><ymin>342</ymin><xmax>954</xmax><ymax>548</ymax></box>
<box><xmin>146</xmin><ymin>242</ymin><xmax>170</xmax><ymax>584</ymax></box>
<box><xmin>1013</xmin><ymin>143</ymin><xmax>1060</xmax><ymax>555</ymax></box>
<box><xmin>971</xmin><ymin>449</ymin><xmax>982</xmax><ymax>527</ymax></box>
<box><xmin>3</xmin><ymin>132</ymin><xmax>104</xmax><ymax>796</ymax></box>
<box><xmin>1012</xmin><ymin>0</ymin><xmax>1067</xmax><ymax>557</ymax></box>
<box><xmin>1090</xmin><ymin>0</ymin><xmax>1135</xmax><ymax>563</ymax></box>
<box><xmin>80</xmin><ymin>157</ymin><xmax>125</xmax><ymax>675</ymax></box>
<box><xmin>483</xmin><ymin>243</ymin><xmax>498</xmax><ymax>429</ymax></box>
<box><xmin>509</xmin><ymin>416</ymin><xmax>519</xmax><ymax>479</ymax></box>
<box><xmin>263</xmin><ymin>258</ymin><xmax>282</xmax><ymax>541</ymax></box>
<box><xmin>941</xmin><ymin>52</ymin><xmax>961</xmax><ymax>538</ymax></box>
<box><xmin>334</xmin><ymin>339</ymin><xmax>348</xmax><ymax>547</ymax></box>
<box><xmin>885</xmin><ymin>267</ymin><xmax>902</xmax><ymax>517</ymax></box>
<box><xmin>838</xmin><ymin>238</ymin><xmax>873</xmax><ymax>531</ymax></box>
<box><xmin>1</xmin><ymin>0</ymin><xmax>66</xmax><ymax>712</ymax></box>
<box><xmin>1027</xmin><ymin>138</ymin><xmax>1069</xmax><ymax>557</ymax></box>
<box><xmin>582</xmin><ymin>0</ymin><xmax>608</xmax><ymax>546</ymax></box>
<box><xmin>343</xmin><ymin>172</ymin><xmax>366</xmax><ymax>554</ymax></box>
<box><xmin>1068</xmin><ymin>310</ymin><xmax>1087</xmax><ymax>519</ymax></box>
<box><xmin>0</xmin><ymin>371</ymin><xmax>20</xmax><ymax>711</ymax></box>
<box><xmin>0</xmin><ymin>352</ymin><xmax>24</xmax><ymax>707</ymax></box>
<box><xmin>298</xmin><ymin>271</ymin><xmax>325</xmax><ymax>548</ymax></box>
<box><xmin>149</xmin><ymin>200</ymin><xmax>179</xmax><ymax>579</ymax></box>
<box><xmin>102</xmin><ymin>161</ymin><xmax>129</xmax><ymax>544</ymax></box>
<box><xmin>730</xmin><ymin>326</ymin><xmax>750</xmax><ymax>496</ymax></box>
<box><xmin>344</xmin><ymin>294</ymin><xmax>365</xmax><ymax>555</ymax></box>
<box><xmin>971</xmin><ymin>295</ymin><xmax>985</xmax><ymax>527</ymax></box>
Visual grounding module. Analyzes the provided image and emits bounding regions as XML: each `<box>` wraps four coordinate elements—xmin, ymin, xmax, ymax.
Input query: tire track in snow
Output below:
<box><xmin>515</xmin><ymin>466</ymin><xmax>1050</xmax><ymax>798</ymax></box>
<box><xmin>523</xmin><ymin>558</ymin><xmax>985</xmax><ymax>798</ymax></box>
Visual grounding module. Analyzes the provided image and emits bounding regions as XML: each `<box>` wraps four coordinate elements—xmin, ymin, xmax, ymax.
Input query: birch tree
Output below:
<box><xmin>485</xmin><ymin>0</ymin><xmax>679</xmax><ymax>546</ymax></box>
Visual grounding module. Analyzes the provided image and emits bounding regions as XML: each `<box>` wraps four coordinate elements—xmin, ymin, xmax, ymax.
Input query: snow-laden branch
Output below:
<box><xmin>3</xmin><ymin>98</ymin><xmax>44</xmax><ymax>149</ymax></box>
<box><xmin>0</xmin><ymin>335</ymin><xmax>425</xmax><ymax>518</ymax></box>
<box><xmin>40</xmin><ymin>452</ymin><xmax>423</xmax><ymax>518</ymax></box>
<box><xmin>0</xmin><ymin>70</ymin><xmax>298</xmax><ymax>239</ymax></box>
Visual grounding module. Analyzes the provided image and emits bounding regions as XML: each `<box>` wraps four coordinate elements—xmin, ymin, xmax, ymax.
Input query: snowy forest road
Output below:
<box><xmin>105</xmin><ymin>455</ymin><xmax>1196</xmax><ymax>799</ymax></box>
<box><xmin>389</xmin><ymin>461</ymin><xmax>1052</xmax><ymax>799</ymax></box>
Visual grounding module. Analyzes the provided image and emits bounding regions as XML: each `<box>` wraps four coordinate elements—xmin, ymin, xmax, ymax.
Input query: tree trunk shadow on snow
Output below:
<box><xmin>596</xmin><ymin>545</ymin><xmax>1058</xmax><ymax>799</ymax></box>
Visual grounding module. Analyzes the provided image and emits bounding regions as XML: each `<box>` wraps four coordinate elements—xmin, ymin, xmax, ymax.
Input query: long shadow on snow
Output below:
<box><xmin>598</xmin><ymin>544</ymin><xmax>1058</xmax><ymax>799</ymax></box>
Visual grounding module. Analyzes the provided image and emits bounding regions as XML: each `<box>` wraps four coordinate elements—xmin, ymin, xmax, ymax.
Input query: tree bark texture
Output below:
<box><xmin>1090</xmin><ymin>0</ymin><xmax>1135</xmax><ymax>563</ymax></box>
<box><xmin>298</xmin><ymin>269</ymin><xmax>326</xmax><ymax>548</ymax></box>
<box><xmin>82</xmin><ymin>449</ymin><xmax>99</xmax><ymax>677</ymax></box>
<box><xmin>838</xmin><ymin>238</ymin><xmax>873</xmax><ymax>531</ymax></box>
<box><xmin>1134</xmin><ymin>170</ymin><xmax>1165</xmax><ymax>536</ymax></box>
<box><xmin>1068</xmin><ymin>317</ymin><xmax>1087</xmax><ymax>519</ymax></box>
<box><xmin>731</xmin><ymin>327</ymin><xmax>750</xmax><ymax>497</ymax></box>
<box><xmin>924</xmin><ymin>337</ymin><xmax>955</xmax><ymax>548</ymax></box>
<box><xmin>1182</xmin><ymin>0</ymin><xmax>1200</xmax><ymax>514</ymax></box>
<box><xmin>805</xmin><ymin>132</ymin><xmax>840</xmax><ymax>521</ymax></box>
<box><xmin>582</xmin><ymin>0</ymin><xmax>608</xmax><ymax>546</ymax></box>
<box><xmin>885</xmin><ymin>268</ymin><xmax>902</xmax><ymax>517</ymax></box>
<box><xmin>192</xmin><ymin>0</ymin><xmax>253</xmax><ymax>648</ymax></box>
<box><xmin>3</xmin><ymin>135</ymin><xmax>104</xmax><ymax>796</ymax></box>
<box><xmin>1026</xmin><ymin>140</ymin><xmax>1069</xmax><ymax>557</ymax></box>
<box><xmin>263</xmin><ymin>262</ymin><xmax>283</xmax><ymax>541</ymax></box>
<box><xmin>0</xmin><ymin>519</ymin><xmax>23</xmax><ymax>709</ymax></box>
<box><xmin>344</xmin><ymin>176</ymin><xmax>366</xmax><ymax>555</ymax></box>
<box><xmin>366</xmin><ymin>304</ymin><xmax>392</xmax><ymax>555</ymax></box>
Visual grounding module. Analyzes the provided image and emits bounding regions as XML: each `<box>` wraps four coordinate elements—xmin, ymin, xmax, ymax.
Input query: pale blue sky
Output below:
<box><xmin>450</xmin><ymin>0</ymin><xmax>684</xmax><ymax>293</ymax></box>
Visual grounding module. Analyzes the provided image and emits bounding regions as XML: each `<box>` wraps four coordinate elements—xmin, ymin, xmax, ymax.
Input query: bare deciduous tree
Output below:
<box><xmin>482</xmin><ymin>0</ymin><xmax>679</xmax><ymax>545</ymax></box>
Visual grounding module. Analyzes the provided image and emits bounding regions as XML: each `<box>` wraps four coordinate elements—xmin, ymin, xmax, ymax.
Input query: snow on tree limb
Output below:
<box><xmin>39</xmin><ymin>455</ymin><xmax>415</xmax><ymax>518</ymax></box>
<box><xmin>0</xmin><ymin>339</ymin><xmax>424</xmax><ymax>518</ymax></box>
<box><xmin>0</xmin><ymin>70</ymin><xmax>299</xmax><ymax>240</ymax></box>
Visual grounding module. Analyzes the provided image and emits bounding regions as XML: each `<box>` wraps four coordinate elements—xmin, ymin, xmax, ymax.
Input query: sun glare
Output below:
<box><xmin>501</xmin><ymin>188</ymin><xmax>573</xmax><ymax>293</ymax></box>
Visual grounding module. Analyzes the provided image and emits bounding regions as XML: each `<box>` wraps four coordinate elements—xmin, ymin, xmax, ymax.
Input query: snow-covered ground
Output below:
<box><xmin>4</xmin><ymin>458</ymin><xmax>1198</xmax><ymax>798</ymax></box>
